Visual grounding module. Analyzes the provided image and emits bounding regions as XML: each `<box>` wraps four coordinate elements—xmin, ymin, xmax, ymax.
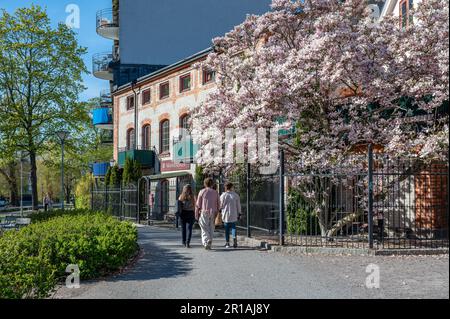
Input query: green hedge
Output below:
<box><xmin>0</xmin><ymin>210</ymin><xmax>138</xmax><ymax>299</ymax></box>
<box><xmin>286</xmin><ymin>189</ymin><xmax>321</xmax><ymax>235</ymax></box>
<box><xmin>28</xmin><ymin>208</ymin><xmax>94</xmax><ymax>223</ymax></box>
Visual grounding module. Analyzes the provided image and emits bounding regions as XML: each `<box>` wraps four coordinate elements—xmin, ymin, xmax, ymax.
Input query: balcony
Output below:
<box><xmin>173</xmin><ymin>136</ymin><xmax>200</xmax><ymax>163</ymax></box>
<box><xmin>92</xmin><ymin>162</ymin><xmax>110</xmax><ymax>177</ymax></box>
<box><xmin>118</xmin><ymin>148</ymin><xmax>155</xmax><ymax>168</ymax></box>
<box><xmin>100</xmin><ymin>89</ymin><xmax>112</xmax><ymax>106</ymax></box>
<box><xmin>92</xmin><ymin>52</ymin><xmax>114</xmax><ymax>81</ymax></box>
<box><xmin>96</xmin><ymin>8</ymin><xmax>119</xmax><ymax>40</ymax></box>
<box><xmin>92</xmin><ymin>107</ymin><xmax>113</xmax><ymax>130</ymax></box>
<box><xmin>100</xmin><ymin>130</ymin><xmax>113</xmax><ymax>145</ymax></box>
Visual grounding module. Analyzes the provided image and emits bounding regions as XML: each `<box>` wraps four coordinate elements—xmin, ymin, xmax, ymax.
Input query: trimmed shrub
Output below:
<box><xmin>28</xmin><ymin>208</ymin><xmax>93</xmax><ymax>224</ymax></box>
<box><xmin>0</xmin><ymin>211</ymin><xmax>138</xmax><ymax>299</ymax></box>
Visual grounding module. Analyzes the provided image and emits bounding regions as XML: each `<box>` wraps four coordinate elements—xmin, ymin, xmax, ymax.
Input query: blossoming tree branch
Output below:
<box><xmin>192</xmin><ymin>0</ymin><xmax>449</xmax><ymax>171</ymax></box>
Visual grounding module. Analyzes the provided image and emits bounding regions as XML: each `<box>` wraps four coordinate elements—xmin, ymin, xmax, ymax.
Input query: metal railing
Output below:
<box><xmin>100</xmin><ymin>130</ymin><xmax>114</xmax><ymax>144</ymax></box>
<box><xmin>92</xmin><ymin>52</ymin><xmax>114</xmax><ymax>74</ymax></box>
<box><xmin>231</xmin><ymin>150</ymin><xmax>449</xmax><ymax>250</ymax></box>
<box><xmin>96</xmin><ymin>8</ymin><xmax>118</xmax><ymax>30</ymax></box>
<box><xmin>100</xmin><ymin>89</ymin><xmax>112</xmax><ymax>106</ymax></box>
<box><xmin>118</xmin><ymin>145</ymin><xmax>153</xmax><ymax>153</ymax></box>
<box><xmin>89</xmin><ymin>148</ymin><xmax>449</xmax><ymax>251</ymax></box>
<box><xmin>91</xmin><ymin>185</ymin><xmax>139</xmax><ymax>222</ymax></box>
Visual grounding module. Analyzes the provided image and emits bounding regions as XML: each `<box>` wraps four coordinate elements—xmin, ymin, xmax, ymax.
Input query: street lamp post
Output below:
<box><xmin>56</xmin><ymin>131</ymin><xmax>70</xmax><ymax>211</ymax></box>
<box><xmin>19</xmin><ymin>151</ymin><xmax>23</xmax><ymax>217</ymax></box>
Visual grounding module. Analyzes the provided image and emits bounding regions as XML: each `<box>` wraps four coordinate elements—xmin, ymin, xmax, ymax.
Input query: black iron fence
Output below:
<box><xmin>91</xmin><ymin>148</ymin><xmax>448</xmax><ymax>250</ymax></box>
<box><xmin>91</xmin><ymin>185</ymin><xmax>138</xmax><ymax>222</ymax></box>
<box><xmin>239</xmin><ymin>149</ymin><xmax>449</xmax><ymax>250</ymax></box>
<box><xmin>91</xmin><ymin>178</ymin><xmax>183</xmax><ymax>223</ymax></box>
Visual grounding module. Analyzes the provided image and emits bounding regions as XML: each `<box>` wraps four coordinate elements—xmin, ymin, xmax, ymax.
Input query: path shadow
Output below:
<box><xmin>109</xmin><ymin>229</ymin><xmax>193</xmax><ymax>282</ymax></box>
<box><xmin>210</xmin><ymin>247</ymin><xmax>262</xmax><ymax>252</ymax></box>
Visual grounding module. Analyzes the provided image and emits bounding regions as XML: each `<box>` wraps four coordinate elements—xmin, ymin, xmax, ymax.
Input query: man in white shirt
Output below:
<box><xmin>220</xmin><ymin>182</ymin><xmax>242</xmax><ymax>248</ymax></box>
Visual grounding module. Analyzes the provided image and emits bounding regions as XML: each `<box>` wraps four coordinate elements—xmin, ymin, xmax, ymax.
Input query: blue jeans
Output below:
<box><xmin>181</xmin><ymin>216</ymin><xmax>195</xmax><ymax>245</ymax></box>
<box><xmin>224</xmin><ymin>222</ymin><xmax>237</xmax><ymax>243</ymax></box>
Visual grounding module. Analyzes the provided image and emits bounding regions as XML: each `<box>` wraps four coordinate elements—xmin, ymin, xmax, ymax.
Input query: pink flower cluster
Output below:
<box><xmin>192</xmin><ymin>0</ymin><xmax>449</xmax><ymax>170</ymax></box>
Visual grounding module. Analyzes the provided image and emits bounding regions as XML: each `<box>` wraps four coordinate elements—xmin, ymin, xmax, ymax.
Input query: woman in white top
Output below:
<box><xmin>220</xmin><ymin>182</ymin><xmax>242</xmax><ymax>248</ymax></box>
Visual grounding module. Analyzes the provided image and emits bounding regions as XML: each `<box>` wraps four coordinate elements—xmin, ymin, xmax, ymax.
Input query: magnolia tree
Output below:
<box><xmin>192</xmin><ymin>0</ymin><xmax>449</xmax><ymax>172</ymax></box>
<box><xmin>191</xmin><ymin>0</ymin><xmax>449</xmax><ymax>237</ymax></box>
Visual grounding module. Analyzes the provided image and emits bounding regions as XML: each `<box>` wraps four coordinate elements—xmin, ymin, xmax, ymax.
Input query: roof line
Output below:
<box><xmin>114</xmin><ymin>47</ymin><xmax>213</xmax><ymax>94</ymax></box>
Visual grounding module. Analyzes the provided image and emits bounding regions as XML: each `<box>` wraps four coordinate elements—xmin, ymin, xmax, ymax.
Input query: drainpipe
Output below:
<box><xmin>131</xmin><ymin>80</ymin><xmax>139</xmax><ymax>150</ymax></box>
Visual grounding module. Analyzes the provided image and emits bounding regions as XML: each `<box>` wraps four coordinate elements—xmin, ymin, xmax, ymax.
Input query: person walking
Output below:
<box><xmin>44</xmin><ymin>193</ymin><xmax>50</xmax><ymax>212</ymax></box>
<box><xmin>195</xmin><ymin>178</ymin><xmax>220</xmax><ymax>250</ymax></box>
<box><xmin>220</xmin><ymin>182</ymin><xmax>242</xmax><ymax>248</ymax></box>
<box><xmin>178</xmin><ymin>184</ymin><xmax>196</xmax><ymax>248</ymax></box>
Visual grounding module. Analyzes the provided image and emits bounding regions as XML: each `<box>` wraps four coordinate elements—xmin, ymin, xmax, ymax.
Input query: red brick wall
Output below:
<box><xmin>415</xmin><ymin>164</ymin><xmax>448</xmax><ymax>233</ymax></box>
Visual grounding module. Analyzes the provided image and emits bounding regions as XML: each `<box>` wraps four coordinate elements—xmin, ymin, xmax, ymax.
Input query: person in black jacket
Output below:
<box><xmin>178</xmin><ymin>184</ymin><xmax>196</xmax><ymax>248</ymax></box>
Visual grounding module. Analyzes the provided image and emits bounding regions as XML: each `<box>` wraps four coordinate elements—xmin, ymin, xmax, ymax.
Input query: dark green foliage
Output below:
<box><xmin>286</xmin><ymin>188</ymin><xmax>320</xmax><ymax>235</ymax></box>
<box><xmin>122</xmin><ymin>158</ymin><xmax>142</xmax><ymax>186</ymax></box>
<box><xmin>109</xmin><ymin>165</ymin><xmax>122</xmax><ymax>187</ymax></box>
<box><xmin>194</xmin><ymin>165</ymin><xmax>205</xmax><ymax>193</ymax></box>
<box><xmin>0</xmin><ymin>209</ymin><xmax>138</xmax><ymax>299</ymax></box>
<box><xmin>28</xmin><ymin>208</ymin><xmax>93</xmax><ymax>223</ymax></box>
<box><xmin>105</xmin><ymin>167</ymin><xmax>112</xmax><ymax>186</ymax></box>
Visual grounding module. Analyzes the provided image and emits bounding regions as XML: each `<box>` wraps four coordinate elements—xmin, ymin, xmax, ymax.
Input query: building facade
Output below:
<box><xmin>91</xmin><ymin>0</ymin><xmax>272</xmax><ymax>182</ymax></box>
<box><xmin>91</xmin><ymin>0</ymin><xmax>275</xmax><ymax>218</ymax></box>
<box><xmin>111</xmin><ymin>49</ymin><xmax>215</xmax><ymax>219</ymax></box>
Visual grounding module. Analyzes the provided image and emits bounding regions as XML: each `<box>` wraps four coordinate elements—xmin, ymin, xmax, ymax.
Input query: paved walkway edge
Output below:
<box><xmin>237</xmin><ymin>235</ymin><xmax>449</xmax><ymax>256</ymax></box>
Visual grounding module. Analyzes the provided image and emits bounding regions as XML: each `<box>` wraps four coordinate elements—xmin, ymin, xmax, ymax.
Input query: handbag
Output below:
<box><xmin>215</xmin><ymin>211</ymin><xmax>223</xmax><ymax>226</ymax></box>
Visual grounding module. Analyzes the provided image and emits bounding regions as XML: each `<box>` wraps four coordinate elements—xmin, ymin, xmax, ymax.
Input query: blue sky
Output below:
<box><xmin>0</xmin><ymin>0</ymin><xmax>113</xmax><ymax>102</ymax></box>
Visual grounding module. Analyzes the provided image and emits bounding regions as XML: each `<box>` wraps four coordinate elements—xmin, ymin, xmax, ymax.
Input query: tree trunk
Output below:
<box><xmin>7</xmin><ymin>162</ymin><xmax>19</xmax><ymax>206</ymax></box>
<box><xmin>29</xmin><ymin>151</ymin><xmax>39</xmax><ymax>210</ymax></box>
<box><xmin>317</xmin><ymin>178</ymin><xmax>330</xmax><ymax>237</ymax></box>
<box><xmin>0</xmin><ymin>162</ymin><xmax>19</xmax><ymax>206</ymax></box>
<box><xmin>65</xmin><ymin>179</ymin><xmax>72</xmax><ymax>204</ymax></box>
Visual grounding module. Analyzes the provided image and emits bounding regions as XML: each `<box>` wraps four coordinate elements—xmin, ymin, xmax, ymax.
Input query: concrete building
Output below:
<box><xmin>118</xmin><ymin>0</ymin><xmax>271</xmax><ymax>66</ymax></box>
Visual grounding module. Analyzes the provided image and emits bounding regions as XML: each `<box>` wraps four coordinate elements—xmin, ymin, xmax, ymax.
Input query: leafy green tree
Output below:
<box><xmin>109</xmin><ymin>165</ymin><xmax>122</xmax><ymax>187</ymax></box>
<box><xmin>74</xmin><ymin>174</ymin><xmax>94</xmax><ymax>209</ymax></box>
<box><xmin>0</xmin><ymin>160</ymin><xmax>19</xmax><ymax>206</ymax></box>
<box><xmin>0</xmin><ymin>5</ymin><xmax>88</xmax><ymax>209</ymax></box>
<box><xmin>38</xmin><ymin>98</ymin><xmax>112</xmax><ymax>204</ymax></box>
<box><xmin>105</xmin><ymin>167</ymin><xmax>112</xmax><ymax>187</ymax></box>
<box><xmin>122</xmin><ymin>158</ymin><xmax>142</xmax><ymax>186</ymax></box>
<box><xmin>0</xmin><ymin>119</ymin><xmax>20</xmax><ymax>205</ymax></box>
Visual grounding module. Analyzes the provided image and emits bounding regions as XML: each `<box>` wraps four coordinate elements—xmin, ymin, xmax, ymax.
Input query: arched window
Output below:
<box><xmin>142</xmin><ymin>124</ymin><xmax>151</xmax><ymax>150</ymax></box>
<box><xmin>180</xmin><ymin>114</ymin><xmax>190</xmax><ymax>137</ymax></box>
<box><xmin>160</xmin><ymin>120</ymin><xmax>170</xmax><ymax>153</ymax></box>
<box><xmin>126</xmin><ymin>128</ymin><xmax>135</xmax><ymax>151</ymax></box>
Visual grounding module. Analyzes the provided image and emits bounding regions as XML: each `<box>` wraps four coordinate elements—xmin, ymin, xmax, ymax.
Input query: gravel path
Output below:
<box><xmin>53</xmin><ymin>225</ymin><xmax>449</xmax><ymax>299</ymax></box>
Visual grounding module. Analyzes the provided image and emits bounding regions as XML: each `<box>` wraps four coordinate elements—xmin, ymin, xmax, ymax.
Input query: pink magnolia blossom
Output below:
<box><xmin>192</xmin><ymin>0</ymin><xmax>449</xmax><ymax>171</ymax></box>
